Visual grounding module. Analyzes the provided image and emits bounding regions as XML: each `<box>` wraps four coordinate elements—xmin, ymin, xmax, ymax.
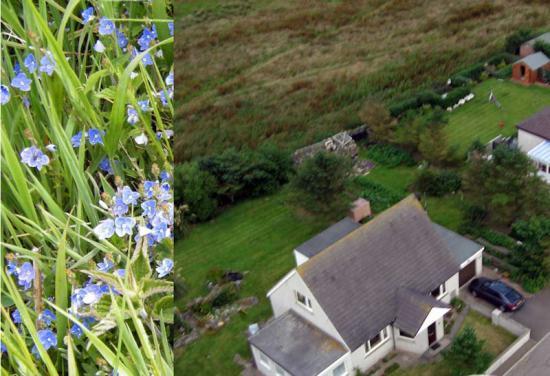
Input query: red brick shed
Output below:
<box><xmin>512</xmin><ymin>52</ymin><xmax>550</xmax><ymax>85</ymax></box>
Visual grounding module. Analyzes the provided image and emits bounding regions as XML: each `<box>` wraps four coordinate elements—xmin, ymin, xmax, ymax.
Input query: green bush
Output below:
<box><xmin>505</xmin><ymin>28</ymin><xmax>534</xmax><ymax>54</ymax></box>
<box><xmin>479</xmin><ymin>229</ymin><xmax>516</xmax><ymax>249</ymax></box>
<box><xmin>450</xmin><ymin>75</ymin><xmax>470</xmax><ymax>87</ymax></box>
<box><xmin>413</xmin><ymin>169</ymin><xmax>462</xmax><ymax>196</ymax></box>
<box><xmin>443</xmin><ymin>326</ymin><xmax>492</xmax><ymax>376</ymax></box>
<box><xmin>359</xmin><ymin>179</ymin><xmax>403</xmax><ymax>213</ymax></box>
<box><xmin>451</xmin><ymin>297</ymin><xmax>466</xmax><ymax>313</ymax></box>
<box><xmin>487</xmin><ymin>52</ymin><xmax>517</xmax><ymax>66</ymax></box>
<box><xmin>384</xmin><ymin>363</ymin><xmax>400</xmax><ymax>375</ymax></box>
<box><xmin>389</xmin><ymin>97</ymin><xmax>420</xmax><ymax>117</ymax></box>
<box><xmin>494</xmin><ymin>65</ymin><xmax>513</xmax><ymax>79</ymax></box>
<box><xmin>364</xmin><ymin>144</ymin><xmax>415</xmax><ymax>167</ymax></box>
<box><xmin>441</xmin><ymin>86</ymin><xmax>471</xmax><ymax>108</ymax></box>
<box><xmin>454</xmin><ymin>63</ymin><xmax>485</xmax><ymax>81</ymax></box>
<box><xmin>211</xmin><ymin>285</ymin><xmax>239</xmax><ymax>308</ymax></box>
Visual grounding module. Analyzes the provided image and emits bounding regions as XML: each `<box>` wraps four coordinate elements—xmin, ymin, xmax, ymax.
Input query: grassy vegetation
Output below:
<box><xmin>176</xmin><ymin>0</ymin><xmax>549</xmax><ymax>161</ymax></box>
<box><xmin>176</xmin><ymin>191</ymin><xmax>332</xmax><ymax>374</ymax></box>
<box><xmin>394</xmin><ymin>309</ymin><xmax>516</xmax><ymax>376</ymax></box>
<box><xmin>445</xmin><ymin>78</ymin><xmax>550</xmax><ymax>155</ymax></box>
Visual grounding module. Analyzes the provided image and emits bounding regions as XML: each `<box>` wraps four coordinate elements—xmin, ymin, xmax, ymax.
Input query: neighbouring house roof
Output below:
<box><xmin>528</xmin><ymin>141</ymin><xmax>550</xmax><ymax>164</ymax></box>
<box><xmin>297</xmin><ymin>195</ymin><xmax>461</xmax><ymax>350</ymax></box>
<box><xmin>515</xmin><ymin>51</ymin><xmax>550</xmax><ymax>70</ymax></box>
<box><xmin>517</xmin><ymin>107</ymin><xmax>550</xmax><ymax>141</ymax></box>
<box><xmin>525</xmin><ymin>32</ymin><xmax>550</xmax><ymax>46</ymax></box>
<box><xmin>394</xmin><ymin>288</ymin><xmax>450</xmax><ymax>336</ymax></box>
<box><xmin>295</xmin><ymin>217</ymin><xmax>361</xmax><ymax>258</ymax></box>
<box><xmin>432</xmin><ymin>223</ymin><xmax>483</xmax><ymax>266</ymax></box>
<box><xmin>249</xmin><ymin>310</ymin><xmax>348</xmax><ymax>376</ymax></box>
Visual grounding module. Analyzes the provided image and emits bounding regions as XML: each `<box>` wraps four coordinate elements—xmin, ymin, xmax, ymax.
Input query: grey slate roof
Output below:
<box><xmin>526</xmin><ymin>32</ymin><xmax>550</xmax><ymax>46</ymax></box>
<box><xmin>297</xmin><ymin>195</ymin><xmax>461</xmax><ymax>350</ymax></box>
<box><xmin>516</xmin><ymin>51</ymin><xmax>550</xmax><ymax>70</ymax></box>
<box><xmin>517</xmin><ymin>107</ymin><xmax>550</xmax><ymax>141</ymax></box>
<box><xmin>295</xmin><ymin>217</ymin><xmax>361</xmax><ymax>258</ymax></box>
<box><xmin>249</xmin><ymin>310</ymin><xmax>347</xmax><ymax>376</ymax></box>
<box><xmin>432</xmin><ymin>223</ymin><xmax>483</xmax><ymax>265</ymax></box>
<box><xmin>394</xmin><ymin>288</ymin><xmax>450</xmax><ymax>336</ymax></box>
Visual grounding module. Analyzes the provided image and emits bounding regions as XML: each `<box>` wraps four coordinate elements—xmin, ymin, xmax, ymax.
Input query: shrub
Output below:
<box><xmin>534</xmin><ymin>40</ymin><xmax>550</xmax><ymax>57</ymax></box>
<box><xmin>505</xmin><ymin>28</ymin><xmax>535</xmax><ymax>54</ymax></box>
<box><xmin>454</xmin><ymin>63</ymin><xmax>485</xmax><ymax>81</ymax></box>
<box><xmin>364</xmin><ymin>144</ymin><xmax>415</xmax><ymax>167</ymax></box>
<box><xmin>358</xmin><ymin>179</ymin><xmax>403</xmax><ymax>213</ymax></box>
<box><xmin>494</xmin><ymin>65</ymin><xmax>513</xmax><ymax>79</ymax></box>
<box><xmin>443</xmin><ymin>326</ymin><xmax>492</xmax><ymax>376</ymax></box>
<box><xmin>479</xmin><ymin>228</ymin><xmax>517</xmax><ymax>249</ymax></box>
<box><xmin>441</xmin><ymin>86</ymin><xmax>471</xmax><ymax>108</ymax></box>
<box><xmin>211</xmin><ymin>285</ymin><xmax>239</xmax><ymax>308</ymax></box>
<box><xmin>450</xmin><ymin>75</ymin><xmax>470</xmax><ymax>87</ymax></box>
<box><xmin>384</xmin><ymin>363</ymin><xmax>400</xmax><ymax>375</ymax></box>
<box><xmin>413</xmin><ymin>169</ymin><xmax>461</xmax><ymax>196</ymax></box>
<box><xmin>451</xmin><ymin>297</ymin><xmax>466</xmax><ymax>313</ymax></box>
<box><xmin>487</xmin><ymin>52</ymin><xmax>517</xmax><ymax>66</ymax></box>
<box><xmin>389</xmin><ymin>97</ymin><xmax>420</xmax><ymax>117</ymax></box>
<box><xmin>511</xmin><ymin>216</ymin><xmax>550</xmax><ymax>245</ymax></box>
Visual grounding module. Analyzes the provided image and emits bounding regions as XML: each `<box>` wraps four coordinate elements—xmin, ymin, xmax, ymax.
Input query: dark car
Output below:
<box><xmin>468</xmin><ymin>277</ymin><xmax>525</xmax><ymax>312</ymax></box>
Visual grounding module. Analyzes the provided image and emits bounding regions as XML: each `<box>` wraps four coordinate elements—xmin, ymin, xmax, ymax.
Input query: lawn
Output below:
<box><xmin>445</xmin><ymin>79</ymin><xmax>550</xmax><ymax>156</ymax></box>
<box><xmin>176</xmin><ymin>191</ymin><xmax>333</xmax><ymax>374</ymax></box>
<box><xmin>394</xmin><ymin>309</ymin><xmax>517</xmax><ymax>376</ymax></box>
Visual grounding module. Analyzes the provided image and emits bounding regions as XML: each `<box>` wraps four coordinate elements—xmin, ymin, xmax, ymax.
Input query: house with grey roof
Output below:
<box><xmin>249</xmin><ymin>195</ymin><xmax>484</xmax><ymax>376</ymax></box>
<box><xmin>517</xmin><ymin>107</ymin><xmax>550</xmax><ymax>183</ymax></box>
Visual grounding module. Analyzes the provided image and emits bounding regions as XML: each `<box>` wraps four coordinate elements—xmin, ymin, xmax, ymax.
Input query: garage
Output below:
<box><xmin>459</xmin><ymin>260</ymin><xmax>476</xmax><ymax>287</ymax></box>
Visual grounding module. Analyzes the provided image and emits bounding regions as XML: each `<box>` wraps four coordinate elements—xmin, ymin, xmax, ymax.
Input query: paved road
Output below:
<box><xmin>504</xmin><ymin>333</ymin><xmax>550</xmax><ymax>376</ymax></box>
<box><xmin>510</xmin><ymin>287</ymin><xmax>550</xmax><ymax>340</ymax></box>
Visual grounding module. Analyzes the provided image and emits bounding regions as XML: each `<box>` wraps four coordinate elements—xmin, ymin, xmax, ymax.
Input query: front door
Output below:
<box><xmin>427</xmin><ymin>322</ymin><xmax>437</xmax><ymax>345</ymax></box>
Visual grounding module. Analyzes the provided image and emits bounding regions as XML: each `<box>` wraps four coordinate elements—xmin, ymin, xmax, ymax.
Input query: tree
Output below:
<box><xmin>290</xmin><ymin>152</ymin><xmax>352</xmax><ymax>215</ymax></box>
<box><xmin>176</xmin><ymin>162</ymin><xmax>218</xmax><ymax>222</ymax></box>
<box><xmin>358</xmin><ymin>99</ymin><xmax>396</xmax><ymax>143</ymax></box>
<box><xmin>504</xmin><ymin>28</ymin><xmax>534</xmax><ymax>54</ymax></box>
<box><xmin>443</xmin><ymin>326</ymin><xmax>492</xmax><ymax>376</ymax></box>
<box><xmin>462</xmin><ymin>146</ymin><xmax>550</xmax><ymax>227</ymax></box>
<box><xmin>417</xmin><ymin>110</ymin><xmax>451</xmax><ymax>165</ymax></box>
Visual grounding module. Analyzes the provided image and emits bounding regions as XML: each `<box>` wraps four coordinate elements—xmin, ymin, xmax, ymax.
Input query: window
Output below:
<box><xmin>366</xmin><ymin>327</ymin><xmax>389</xmax><ymax>353</ymax></box>
<box><xmin>431</xmin><ymin>283</ymin><xmax>446</xmax><ymax>298</ymax></box>
<box><xmin>538</xmin><ymin>163</ymin><xmax>547</xmax><ymax>173</ymax></box>
<box><xmin>399</xmin><ymin>329</ymin><xmax>415</xmax><ymax>339</ymax></box>
<box><xmin>333</xmin><ymin>362</ymin><xmax>347</xmax><ymax>376</ymax></box>
<box><xmin>258</xmin><ymin>352</ymin><xmax>270</xmax><ymax>369</ymax></box>
<box><xmin>295</xmin><ymin>291</ymin><xmax>312</xmax><ymax>310</ymax></box>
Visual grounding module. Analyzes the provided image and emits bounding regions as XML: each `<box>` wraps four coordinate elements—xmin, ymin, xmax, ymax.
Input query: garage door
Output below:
<box><xmin>459</xmin><ymin>260</ymin><xmax>476</xmax><ymax>287</ymax></box>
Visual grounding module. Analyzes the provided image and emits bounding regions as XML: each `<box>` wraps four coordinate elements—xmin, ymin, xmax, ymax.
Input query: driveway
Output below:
<box><xmin>509</xmin><ymin>286</ymin><xmax>550</xmax><ymax>340</ymax></box>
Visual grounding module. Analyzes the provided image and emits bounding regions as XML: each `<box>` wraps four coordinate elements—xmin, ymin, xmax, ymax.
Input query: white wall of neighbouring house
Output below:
<box><xmin>317</xmin><ymin>354</ymin><xmax>354</xmax><ymax>376</ymax></box>
<box><xmin>348</xmin><ymin>328</ymin><xmax>394</xmax><ymax>373</ymax></box>
<box><xmin>251</xmin><ymin>345</ymin><xmax>290</xmax><ymax>376</ymax></box>
<box><xmin>518</xmin><ymin>129</ymin><xmax>545</xmax><ymax>153</ymax></box>
<box><xmin>441</xmin><ymin>273</ymin><xmax>459</xmax><ymax>304</ymax></box>
<box><xmin>268</xmin><ymin>271</ymin><xmax>346</xmax><ymax>345</ymax></box>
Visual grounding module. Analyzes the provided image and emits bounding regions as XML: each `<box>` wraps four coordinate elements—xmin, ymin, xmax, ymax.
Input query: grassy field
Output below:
<box><xmin>176</xmin><ymin>0</ymin><xmax>549</xmax><ymax>161</ymax></box>
<box><xmin>394</xmin><ymin>309</ymin><xmax>517</xmax><ymax>376</ymax></box>
<box><xmin>176</xmin><ymin>191</ymin><xmax>333</xmax><ymax>374</ymax></box>
<box><xmin>445</xmin><ymin>79</ymin><xmax>550</xmax><ymax>155</ymax></box>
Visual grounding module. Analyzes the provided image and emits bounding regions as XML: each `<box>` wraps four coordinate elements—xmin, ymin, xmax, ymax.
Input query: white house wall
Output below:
<box><xmin>268</xmin><ymin>271</ymin><xmax>346</xmax><ymax>345</ymax></box>
<box><xmin>349</xmin><ymin>329</ymin><xmax>394</xmax><ymax>373</ymax></box>
<box><xmin>518</xmin><ymin>130</ymin><xmax>544</xmax><ymax>153</ymax></box>
<box><xmin>394</xmin><ymin>316</ymin><xmax>444</xmax><ymax>354</ymax></box>
<box><xmin>251</xmin><ymin>345</ymin><xmax>290</xmax><ymax>376</ymax></box>
<box><xmin>316</xmin><ymin>354</ymin><xmax>353</xmax><ymax>376</ymax></box>
<box><xmin>441</xmin><ymin>273</ymin><xmax>459</xmax><ymax>304</ymax></box>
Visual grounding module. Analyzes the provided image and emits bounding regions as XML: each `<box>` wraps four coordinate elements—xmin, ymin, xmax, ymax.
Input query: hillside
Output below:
<box><xmin>176</xmin><ymin>0</ymin><xmax>549</xmax><ymax>162</ymax></box>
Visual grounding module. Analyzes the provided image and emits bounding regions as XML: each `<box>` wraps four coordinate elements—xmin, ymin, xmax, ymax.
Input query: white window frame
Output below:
<box><xmin>332</xmin><ymin>362</ymin><xmax>347</xmax><ymax>376</ymax></box>
<box><xmin>258</xmin><ymin>351</ymin><xmax>270</xmax><ymax>370</ymax></box>
<box><xmin>295</xmin><ymin>291</ymin><xmax>313</xmax><ymax>311</ymax></box>
<box><xmin>432</xmin><ymin>283</ymin><xmax>447</xmax><ymax>299</ymax></box>
<box><xmin>365</xmin><ymin>326</ymin><xmax>389</xmax><ymax>355</ymax></box>
<box><xmin>398</xmin><ymin>328</ymin><xmax>416</xmax><ymax>341</ymax></box>
<box><xmin>274</xmin><ymin>364</ymin><xmax>285</xmax><ymax>376</ymax></box>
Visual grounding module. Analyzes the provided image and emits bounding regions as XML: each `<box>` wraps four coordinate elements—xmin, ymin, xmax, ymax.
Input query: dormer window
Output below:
<box><xmin>295</xmin><ymin>291</ymin><xmax>312</xmax><ymax>310</ymax></box>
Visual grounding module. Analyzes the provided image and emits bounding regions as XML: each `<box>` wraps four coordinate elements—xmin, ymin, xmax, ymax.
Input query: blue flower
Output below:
<box><xmin>0</xmin><ymin>341</ymin><xmax>6</xmax><ymax>353</ymax></box>
<box><xmin>24</xmin><ymin>54</ymin><xmax>37</xmax><ymax>73</ymax></box>
<box><xmin>70</xmin><ymin>324</ymin><xmax>83</xmax><ymax>338</ymax></box>
<box><xmin>39</xmin><ymin>309</ymin><xmax>56</xmax><ymax>326</ymax></box>
<box><xmin>127</xmin><ymin>106</ymin><xmax>139</xmax><ymax>125</ymax></box>
<box><xmin>20</xmin><ymin>146</ymin><xmax>50</xmax><ymax>170</ymax></box>
<box><xmin>114</xmin><ymin>216</ymin><xmax>136</xmax><ymax>237</ymax></box>
<box><xmin>137</xmin><ymin>99</ymin><xmax>150</xmax><ymax>112</ymax></box>
<box><xmin>97</xmin><ymin>257</ymin><xmax>114</xmax><ymax>272</ymax></box>
<box><xmin>93</xmin><ymin>40</ymin><xmax>106</xmax><ymax>53</ymax></box>
<box><xmin>12</xmin><ymin>309</ymin><xmax>22</xmax><ymax>324</ymax></box>
<box><xmin>17</xmin><ymin>262</ymin><xmax>35</xmax><ymax>290</ymax></box>
<box><xmin>99</xmin><ymin>157</ymin><xmax>114</xmax><ymax>174</ymax></box>
<box><xmin>0</xmin><ymin>85</ymin><xmax>10</xmax><ymax>105</ymax></box>
<box><xmin>137</xmin><ymin>27</ymin><xmax>156</xmax><ymax>51</ymax></box>
<box><xmin>112</xmin><ymin>196</ymin><xmax>129</xmax><ymax>216</ymax></box>
<box><xmin>165</xmin><ymin>71</ymin><xmax>174</xmax><ymax>86</ymax></box>
<box><xmin>82</xmin><ymin>284</ymin><xmax>104</xmax><ymax>305</ymax></box>
<box><xmin>14</xmin><ymin>62</ymin><xmax>21</xmax><ymax>74</ymax></box>
<box><xmin>114</xmin><ymin>269</ymin><xmax>126</xmax><ymax>278</ymax></box>
<box><xmin>39</xmin><ymin>53</ymin><xmax>55</xmax><ymax>76</ymax></box>
<box><xmin>156</xmin><ymin>130</ymin><xmax>174</xmax><ymax>140</ymax></box>
<box><xmin>143</xmin><ymin>180</ymin><xmax>156</xmax><ymax>198</ymax></box>
<box><xmin>88</xmin><ymin>129</ymin><xmax>105</xmax><ymax>145</ymax></box>
<box><xmin>22</xmin><ymin>96</ymin><xmax>30</xmax><ymax>108</ymax></box>
<box><xmin>121</xmin><ymin>186</ymin><xmax>140</xmax><ymax>205</ymax></box>
<box><xmin>36</xmin><ymin>329</ymin><xmax>57</xmax><ymax>352</ymax></box>
<box><xmin>11</xmin><ymin>72</ymin><xmax>32</xmax><ymax>92</ymax></box>
<box><xmin>81</xmin><ymin>6</ymin><xmax>94</xmax><ymax>24</ymax></box>
<box><xmin>71</xmin><ymin>131</ymin><xmax>86</xmax><ymax>148</ymax></box>
<box><xmin>142</xmin><ymin>53</ymin><xmax>154</xmax><ymax>66</ymax></box>
<box><xmin>7</xmin><ymin>260</ymin><xmax>18</xmax><ymax>275</ymax></box>
<box><xmin>168</xmin><ymin>22</ymin><xmax>174</xmax><ymax>36</ymax></box>
<box><xmin>116</xmin><ymin>29</ymin><xmax>128</xmax><ymax>49</ymax></box>
<box><xmin>160</xmin><ymin>170</ymin><xmax>171</xmax><ymax>181</ymax></box>
<box><xmin>98</xmin><ymin>17</ymin><xmax>115</xmax><ymax>35</ymax></box>
<box><xmin>156</xmin><ymin>258</ymin><xmax>173</xmax><ymax>278</ymax></box>
<box><xmin>93</xmin><ymin>219</ymin><xmax>115</xmax><ymax>240</ymax></box>
<box><xmin>141</xmin><ymin>200</ymin><xmax>156</xmax><ymax>218</ymax></box>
